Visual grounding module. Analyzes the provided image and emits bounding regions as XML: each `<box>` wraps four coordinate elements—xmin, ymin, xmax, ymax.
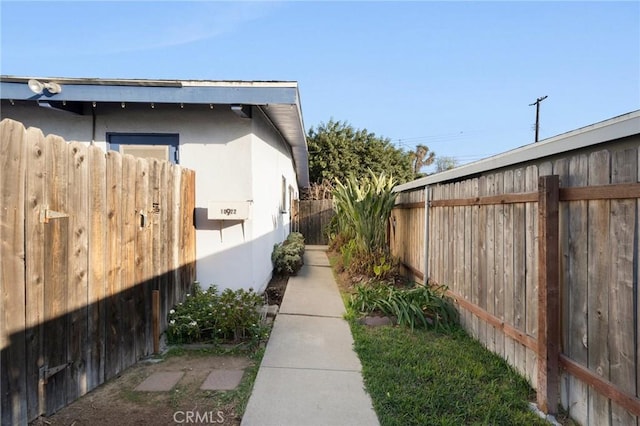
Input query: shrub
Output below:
<box><xmin>166</xmin><ymin>283</ymin><xmax>267</xmax><ymax>345</ymax></box>
<box><xmin>272</xmin><ymin>232</ymin><xmax>305</xmax><ymax>275</ymax></box>
<box><xmin>348</xmin><ymin>281</ymin><xmax>458</xmax><ymax>331</ymax></box>
<box><xmin>331</xmin><ymin>171</ymin><xmax>398</xmax><ymax>276</ymax></box>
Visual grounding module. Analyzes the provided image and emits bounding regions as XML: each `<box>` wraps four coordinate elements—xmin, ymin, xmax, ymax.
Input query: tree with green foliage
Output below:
<box><xmin>307</xmin><ymin>119</ymin><xmax>414</xmax><ymax>185</ymax></box>
<box><xmin>435</xmin><ymin>156</ymin><xmax>459</xmax><ymax>173</ymax></box>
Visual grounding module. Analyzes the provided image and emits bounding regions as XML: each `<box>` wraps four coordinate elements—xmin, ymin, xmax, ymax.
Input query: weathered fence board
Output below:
<box><xmin>463</xmin><ymin>181</ymin><xmax>473</xmax><ymax>333</ymax></box>
<box><xmin>566</xmin><ymin>153</ymin><xmax>590</xmax><ymax>424</ymax></box>
<box><xmin>135</xmin><ymin>158</ymin><xmax>151</xmax><ymax>359</ymax></box>
<box><xmin>121</xmin><ymin>154</ymin><xmax>137</xmax><ymax>371</ymax></box>
<box><xmin>0</xmin><ymin>119</ymin><xmax>196</xmax><ymax>424</ymax></box>
<box><xmin>44</xmin><ymin>134</ymin><xmax>70</xmax><ymax>415</ymax></box>
<box><xmin>1</xmin><ymin>119</ymin><xmax>28</xmax><ymax>425</ymax></box>
<box><xmin>105</xmin><ymin>151</ymin><xmax>123</xmax><ymax>380</ymax></box>
<box><xmin>525</xmin><ymin>165</ymin><xmax>539</xmax><ymax>388</ymax></box>
<box><xmin>87</xmin><ymin>144</ymin><xmax>107</xmax><ymax>390</ymax></box>
<box><xmin>477</xmin><ymin>176</ymin><xmax>487</xmax><ymax>347</ymax></box>
<box><xmin>588</xmin><ymin>150</ymin><xmax>612</xmax><ymax>425</ymax></box>
<box><xmin>68</xmin><ymin>141</ymin><xmax>89</xmax><ymax>402</ymax></box>
<box><xmin>159</xmin><ymin>162</ymin><xmax>169</xmax><ymax>332</ymax></box>
<box><xmin>513</xmin><ymin>167</ymin><xmax>527</xmax><ymax>380</ymax></box>
<box><xmin>485</xmin><ymin>174</ymin><xmax>495</xmax><ymax>353</ymax></box>
<box><xmin>471</xmin><ymin>178</ymin><xmax>480</xmax><ymax>342</ymax></box>
<box><xmin>554</xmin><ymin>157</ymin><xmax>571</xmax><ymax>413</ymax></box>
<box><xmin>494</xmin><ymin>171</ymin><xmax>505</xmax><ymax>359</ymax></box>
<box><xmin>609</xmin><ymin>149</ymin><xmax>637</xmax><ymax>425</ymax></box>
<box><xmin>25</xmin><ymin>127</ymin><xmax>46</xmax><ymax>421</ymax></box>
<box><xmin>503</xmin><ymin>170</ymin><xmax>516</xmax><ymax>367</ymax></box>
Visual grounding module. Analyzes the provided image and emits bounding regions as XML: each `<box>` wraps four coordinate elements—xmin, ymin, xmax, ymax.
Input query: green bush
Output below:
<box><xmin>331</xmin><ymin>171</ymin><xmax>398</xmax><ymax>276</ymax></box>
<box><xmin>166</xmin><ymin>284</ymin><xmax>267</xmax><ymax>345</ymax></box>
<box><xmin>272</xmin><ymin>232</ymin><xmax>305</xmax><ymax>275</ymax></box>
<box><xmin>348</xmin><ymin>281</ymin><xmax>458</xmax><ymax>331</ymax></box>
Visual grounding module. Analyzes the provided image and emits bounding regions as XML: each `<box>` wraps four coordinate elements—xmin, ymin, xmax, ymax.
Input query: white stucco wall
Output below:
<box><xmin>250</xmin><ymin>108</ymin><xmax>299</xmax><ymax>291</ymax></box>
<box><xmin>0</xmin><ymin>102</ymin><xmax>95</xmax><ymax>144</ymax></box>
<box><xmin>0</xmin><ymin>101</ymin><xmax>299</xmax><ymax>293</ymax></box>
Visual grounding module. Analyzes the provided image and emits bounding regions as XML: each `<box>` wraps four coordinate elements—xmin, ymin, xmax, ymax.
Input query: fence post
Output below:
<box><xmin>423</xmin><ymin>185</ymin><xmax>430</xmax><ymax>283</ymax></box>
<box><xmin>537</xmin><ymin>175</ymin><xmax>560</xmax><ymax>414</ymax></box>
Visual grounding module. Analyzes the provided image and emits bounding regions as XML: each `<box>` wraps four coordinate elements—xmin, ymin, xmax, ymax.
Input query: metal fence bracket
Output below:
<box><xmin>40</xmin><ymin>205</ymin><xmax>69</xmax><ymax>223</ymax></box>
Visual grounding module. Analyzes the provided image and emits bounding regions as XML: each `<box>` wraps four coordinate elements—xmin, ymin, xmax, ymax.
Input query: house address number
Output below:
<box><xmin>207</xmin><ymin>201</ymin><xmax>251</xmax><ymax>220</ymax></box>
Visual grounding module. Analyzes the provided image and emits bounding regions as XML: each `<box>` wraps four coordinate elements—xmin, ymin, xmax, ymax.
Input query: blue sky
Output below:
<box><xmin>1</xmin><ymin>1</ymin><xmax>638</xmax><ymax>170</ymax></box>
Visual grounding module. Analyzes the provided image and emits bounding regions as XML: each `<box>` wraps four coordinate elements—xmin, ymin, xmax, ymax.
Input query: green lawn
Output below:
<box><xmin>350</xmin><ymin>322</ymin><xmax>550</xmax><ymax>426</ymax></box>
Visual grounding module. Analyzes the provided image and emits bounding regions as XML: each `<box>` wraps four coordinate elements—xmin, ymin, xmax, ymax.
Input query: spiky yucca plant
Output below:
<box><xmin>332</xmin><ymin>171</ymin><xmax>397</xmax><ymax>274</ymax></box>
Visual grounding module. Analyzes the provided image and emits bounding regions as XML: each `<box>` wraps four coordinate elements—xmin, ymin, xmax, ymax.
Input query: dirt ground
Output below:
<box><xmin>29</xmin><ymin>276</ymin><xmax>289</xmax><ymax>426</ymax></box>
<box><xmin>263</xmin><ymin>274</ymin><xmax>288</xmax><ymax>306</ymax></box>
<box><xmin>30</xmin><ymin>352</ymin><xmax>253</xmax><ymax>426</ymax></box>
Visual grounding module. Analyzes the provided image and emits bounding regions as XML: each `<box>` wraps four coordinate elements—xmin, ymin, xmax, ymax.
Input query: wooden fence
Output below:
<box><xmin>0</xmin><ymin>119</ymin><xmax>196</xmax><ymax>424</ymax></box>
<box><xmin>391</xmin><ymin>146</ymin><xmax>640</xmax><ymax>425</ymax></box>
<box><xmin>294</xmin><ymin>199</ymin><xmax>335</xmax><ymax>245</ymax></box>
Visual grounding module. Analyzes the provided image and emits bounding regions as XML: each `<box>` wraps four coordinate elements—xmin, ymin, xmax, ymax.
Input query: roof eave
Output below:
<box><xmin>0</xmin><ymin>76</ymin><xmax>310</xmax><ymax>188</ymax></box>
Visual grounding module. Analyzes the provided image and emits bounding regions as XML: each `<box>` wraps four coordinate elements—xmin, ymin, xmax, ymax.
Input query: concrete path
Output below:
<box><xmin>242</xmin><ymin>246</ymin><xmax>379</xmax><ymax>426</ymax></box>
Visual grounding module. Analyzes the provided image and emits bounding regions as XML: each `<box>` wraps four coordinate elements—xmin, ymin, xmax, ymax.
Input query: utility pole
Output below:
<box><xmin>529</xmin><ymin>95</ymin><xmax>548</xmax><ymax>142</ymax></box>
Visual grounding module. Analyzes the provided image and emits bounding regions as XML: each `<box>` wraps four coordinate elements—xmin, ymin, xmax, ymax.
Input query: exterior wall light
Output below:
<box><xmin>28</xmin><ymin>79</ymin><xmax>62</xmax><ymax>95</ymax></box>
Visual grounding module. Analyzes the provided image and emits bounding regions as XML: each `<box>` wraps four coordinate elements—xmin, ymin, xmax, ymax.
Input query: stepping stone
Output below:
<box><xmin>200</xmin><ymin>370</ymin><xmax>245</xmax><ymax>391</ymax></box>
<box><xmin>358</xmin><ymin>316</ymin><xmax>396</xmax><ymax>327</ymax></box>
<box><xmin>134</xmin><ymin>372</ymin><xmax>184</xmax><ymax>391</ymax></box>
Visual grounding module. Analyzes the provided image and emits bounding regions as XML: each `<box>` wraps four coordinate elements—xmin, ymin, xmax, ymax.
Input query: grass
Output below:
<box><xmin>221</xmin><ymin>347</ymin><xmax>265</xmax><ymax>416</ymax></box>
<box><xmin>350</xmin><ymin>321</ymin><xmax>549</xmax><ymax>426</ymax></box>
<box><xmin>327</xmin><ymin>249</ymin><xmax>549</xmax><ymax>425</ymax></box>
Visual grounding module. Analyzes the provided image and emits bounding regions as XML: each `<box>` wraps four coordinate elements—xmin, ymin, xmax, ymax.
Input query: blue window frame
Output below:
<box><xmin>107</xmin><ymin>133</ymin><xmax>180</xmax><ymax>164</ymax></box>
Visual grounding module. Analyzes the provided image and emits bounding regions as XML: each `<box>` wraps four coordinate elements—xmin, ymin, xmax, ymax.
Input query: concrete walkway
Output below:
<box><xmin>242</xmin><ymin>246</ymin><xmax>379</xmax><ymax>426</ymax></box>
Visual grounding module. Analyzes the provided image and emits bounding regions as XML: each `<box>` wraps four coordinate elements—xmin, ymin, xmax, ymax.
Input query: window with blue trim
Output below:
<box><xmin>107</xmin><ymin>133</ymin><xmax>179</xmax><ymax>164</ymax></box>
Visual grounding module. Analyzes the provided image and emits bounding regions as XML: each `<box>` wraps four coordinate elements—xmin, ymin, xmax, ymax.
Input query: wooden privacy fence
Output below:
<box><xmin>294</xmin><ymin>199</ymin><xmax>335</xmax><ymax>245</ymax></box>
<box><xmin>391</xmin><ymin>148</ymin><xmax>640</xmax><ymax>425</ymax></box>
<box><xmin>0</xmin><ymin>119</ymin><xmax>196</xmax><ymax>425</ymax></box>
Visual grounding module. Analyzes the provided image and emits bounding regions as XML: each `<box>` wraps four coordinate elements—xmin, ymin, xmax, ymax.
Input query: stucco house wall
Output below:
<box><xmin>0</xmin><ymin>80</ymin><xmax>306</xmax><ymax>293</ymax></box>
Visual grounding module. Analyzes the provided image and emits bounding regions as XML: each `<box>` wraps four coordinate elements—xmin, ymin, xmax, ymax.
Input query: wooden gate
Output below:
<box><xmin>294</xmin><ymin>199</ymin><xmax>335</xmax><ymax>245</ymax></box>
<box><xmin>1</xmin><ymin>119</ymin><xmax>196</xmax><ymax>424</ymax></box>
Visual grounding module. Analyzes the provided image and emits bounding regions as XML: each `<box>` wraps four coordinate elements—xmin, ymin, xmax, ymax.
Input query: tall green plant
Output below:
<box><xmin>332</xmin><ymin>170</ymin><xmax>397</xmax><ymax>256</ymax></box>
<box><xmin>348</xmin><ymin>282</ymin><xmax>458</xmax><ymax>331</ymax></box>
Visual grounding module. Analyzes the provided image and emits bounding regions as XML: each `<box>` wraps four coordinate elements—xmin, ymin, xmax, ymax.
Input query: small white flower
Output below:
<box><xmin>186</xmin><ymin>293</ymin><xmax>191</xmax><ymax>297</ymax></box>
<box><xmin>170</xmin><ymin>320</ymin><xmax>175</xmax><ymax>325</ymax></box>
<box><xmin>189</xmin><ymin>321</ymin><xmax>197</xmax><ymax>326</ymax></box>
<box><xmin>169</xmin><ymin>309</ymin><xmax>175</xmax><ymax>314</ymax></box>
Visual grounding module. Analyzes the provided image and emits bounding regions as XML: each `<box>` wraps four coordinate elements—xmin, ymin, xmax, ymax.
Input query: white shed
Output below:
<box><xmin>0</xmin><ymin>76</ymin><xmax>309</xmax><ymax>292</ymax></box>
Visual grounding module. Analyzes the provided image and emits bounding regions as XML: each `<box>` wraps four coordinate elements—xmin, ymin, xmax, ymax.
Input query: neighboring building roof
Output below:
<box><xmin>0</xmin><ymin>76</ymin><xmax>310</xmax><ymax>187</ymax></box>
<box><xmin>395</xmin><ymin>109</ymin><xmax>640</xmax><ymax>192</ymax></box>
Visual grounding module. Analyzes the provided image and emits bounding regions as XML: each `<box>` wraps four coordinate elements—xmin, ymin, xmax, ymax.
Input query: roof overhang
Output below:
<box><xmin>0</xmin><ymin>76</ymin><xmax>310</xmax><ymax>187</ymax></box>
<box><xmin>395</xmin><ymin>110</ymin><xmax>640</xmax><ymax>192</ymax></box>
